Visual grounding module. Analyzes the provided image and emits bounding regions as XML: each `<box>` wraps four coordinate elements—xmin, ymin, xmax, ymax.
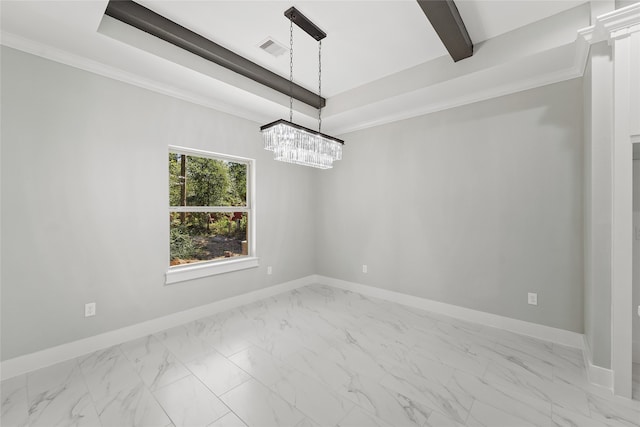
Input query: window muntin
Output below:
<box><xmin>168</xmin><ymin>148</ymin><xmax>253</xmax><ymax>269</ymax></box>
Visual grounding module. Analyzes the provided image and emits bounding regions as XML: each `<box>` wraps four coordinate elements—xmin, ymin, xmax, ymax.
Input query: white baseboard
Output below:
<box><xmin>315</xmin><ymin>276</ymin><xmax>584</xmax><ymax>349</ymax></box>
<box><xmin>0</xmin><ymin>276</ymin><xmax>313</xmax><ymax>381</ymax></box>
<box><xmin>582</xmin><ymin>335</ymin><xmax>614</xmax><ymax>390</ymax></box>
<box><xmin>0</xmin><ymin>274</ymin><xmax>591</xmax><ymax>382</ymax></box>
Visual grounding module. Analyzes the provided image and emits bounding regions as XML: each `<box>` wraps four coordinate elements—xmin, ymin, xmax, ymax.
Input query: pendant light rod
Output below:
<box><xmin>284</xmin><ymin>7</ymin><xmax>326</xmax><ymax>41</ymax></box>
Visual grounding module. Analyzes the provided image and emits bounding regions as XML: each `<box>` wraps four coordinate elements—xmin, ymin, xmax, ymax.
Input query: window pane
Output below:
<box><xmin>169</xmin><ymin>212</ymin><xmax>249</xmax><ymax>266</ymax></box>
<box><xmin>169</xmin><ymin>153</ymin><xmax>247</xmax><ymax>207</ymax></box>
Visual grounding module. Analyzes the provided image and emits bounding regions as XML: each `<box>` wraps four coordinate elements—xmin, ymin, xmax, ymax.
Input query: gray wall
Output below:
<box><xmin>0</xmin><ymin>47</ymin><xmax>317</xmax><ymax>361</ymax></box>
<box><xmin>317</xmin><ymin>78</ymin><xmax>585</xmax><ymax>333</ymax></box>
<box><xmin>583</xmin><ymin>42</ymin><xmax>613</xmax><ymax>368</ymax></box>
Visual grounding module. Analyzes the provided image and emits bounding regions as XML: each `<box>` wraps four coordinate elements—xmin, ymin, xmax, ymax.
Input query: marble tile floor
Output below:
<box><xmin>2</xmin><ymin>284</ymin><xmax>639</xmax><ymax>427</ymax></box>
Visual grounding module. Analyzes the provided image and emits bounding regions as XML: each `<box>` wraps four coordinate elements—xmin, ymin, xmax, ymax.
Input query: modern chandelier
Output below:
<box><xmin>260</xmin><ymin>7</ymin><xmax>344</xmax><ymax>169</ymax></box>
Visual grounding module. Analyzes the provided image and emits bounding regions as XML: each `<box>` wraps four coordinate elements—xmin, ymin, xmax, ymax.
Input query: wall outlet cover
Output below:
<box><xmin>527</xmin><ymin>293</ymin><xmax>538</xmax><ymax>306</ymax></box>
<box><xmin>85</xmin><ymin>302</ymin><xmax>96</xmax><ymax>317</ymax></box>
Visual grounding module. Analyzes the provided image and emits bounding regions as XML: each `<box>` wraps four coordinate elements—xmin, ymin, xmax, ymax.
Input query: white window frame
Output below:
<box><xmin>165</xmin><ymin>145</ymin><xmax>258</xmax><ymax>285</ymax></box>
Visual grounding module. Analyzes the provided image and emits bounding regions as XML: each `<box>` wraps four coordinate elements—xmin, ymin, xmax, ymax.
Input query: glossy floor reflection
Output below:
<box><xmin>2</xmin><ymin>284</ymin><xmax>639</xmax><ymax>426</ymax></box>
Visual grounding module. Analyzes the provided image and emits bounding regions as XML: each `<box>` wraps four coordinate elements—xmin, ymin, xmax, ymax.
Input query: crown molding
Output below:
<box><xmin>578</xmin><ymin>2</ymin><xmax>640</xmax><ymax>45</ymax></box>
<box><xmin>0</xmin><ymin>30</ymin><xmax>271</xmax><ymax>125</ymax></box>
<box><xmin>1</xmin><ymin>20</ymin><xmax>594</xmax><ymax>137</ymax></box>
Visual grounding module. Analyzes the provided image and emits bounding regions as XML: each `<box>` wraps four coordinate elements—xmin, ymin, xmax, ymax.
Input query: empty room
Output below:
<box><xmin>1</xmin><ymin>0</ymin><xmax>640</xmax><ymax>426</ymax></box>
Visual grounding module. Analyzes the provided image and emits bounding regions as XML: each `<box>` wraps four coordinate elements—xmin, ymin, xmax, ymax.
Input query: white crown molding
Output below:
<box><xmin>0</xmin><ymin>31</ymin><xmax>270</xmax><ymax>125</ymax></box>
<box><xmin>2</xmin><ymin>20</ymin><xmax>592</xmax><ymax>138</ymax></box>
<box><xmin>579</xmin><ymin>3</ymin><xmax>640</xmax><ymax>45</ymax></box>
<box><xmin>331</xmin><ymin>44</ymin><xmax>586</xmax><ymax>136</ymax></box>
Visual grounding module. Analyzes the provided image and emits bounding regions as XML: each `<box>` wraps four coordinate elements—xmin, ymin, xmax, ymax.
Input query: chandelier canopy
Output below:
<box><xmin>260</xmin><ymin>7</ymin><xmax>344</xmax><ymax>169</ymax></box>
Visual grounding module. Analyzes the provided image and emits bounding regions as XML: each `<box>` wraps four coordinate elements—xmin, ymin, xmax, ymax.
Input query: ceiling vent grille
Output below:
<box><xmin>259</xmin><ymin>38</ymin><xmax>287</xmax><ymax>57</ymax></box>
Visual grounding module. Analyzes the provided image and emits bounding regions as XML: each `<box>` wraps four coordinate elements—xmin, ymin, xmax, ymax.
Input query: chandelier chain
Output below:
<box><xmin>289</xmin><ymin>17</ymin><xmax>294</xmax><ymax>123</ymax></box>
<box><xmin>318</xmin><ymin>39</ymin><xmax>322</xmax><ymax>134</ymax></box>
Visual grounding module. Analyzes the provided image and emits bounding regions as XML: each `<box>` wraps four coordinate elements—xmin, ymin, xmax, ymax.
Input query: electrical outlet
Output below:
<box><xmin>85</xmin><ymin>302</ymin><xmax>96</xmax><ymax>317</ymax></box>
<box><xmin>362</xmin><ymin>265</ymin><xmax>368</xmax><ymax>273</ymax></box>
<box><xmin>527</xmin><ymin>293</ymin><xmax>538</xmax><ymax>306</ymax></box>
<box><xmin>267</xmin><ymin>266</ymin><xmax>272</xmax><ymax>275</ymax></box>
<box><xmin>637</xmin><ymin>305</ymin><xmax>640</xmax><ymax>317</ymax></box>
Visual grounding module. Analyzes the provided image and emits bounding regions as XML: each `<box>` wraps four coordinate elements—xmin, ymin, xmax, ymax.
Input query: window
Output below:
<box><xmin>166</xmin><ymin>146</ymin><xmax>257</xmax><ymax>284</ymax></box>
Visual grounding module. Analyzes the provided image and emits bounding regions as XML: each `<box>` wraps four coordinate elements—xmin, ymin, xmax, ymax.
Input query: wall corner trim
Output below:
<box><xmin>582</xmin><ymin>335</ymin><xmax>614</xmax><ymax>391</ymax></box>
<box><xmin>315</xmin><ymin>276</ymin><xmax>585</xmax><ymax>349</ymax></box>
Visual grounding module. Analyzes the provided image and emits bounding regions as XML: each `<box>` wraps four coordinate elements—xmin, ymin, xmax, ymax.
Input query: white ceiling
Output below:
<box><xmin>0</xmin><ymin>0</ymin><xmax>608</xmax><ymax>134</ymax></box>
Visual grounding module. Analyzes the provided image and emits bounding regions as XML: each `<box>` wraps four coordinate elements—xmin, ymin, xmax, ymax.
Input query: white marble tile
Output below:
<box><xmin>27</xmin><ymin>359</ymin><xmax>101</xmax><ymax>427</ymax></box>
<box><xmin>79</xmin><ymin>346</ymin><xmax>170</xmax><ymax>427</ymax></box>
<box><xmin>120</xmin><ymin>334</ymin><xmax>191</xmax><ymax>391</ymax></box>
<box><xmin>187</xmin><ymin>350</ymin><xmax>251</xmax><ymax>396</ymax></box>
<box><xmin>480</xmin><ymin>342</ymin><xmax>555</xmax><ymax>382</ymax></box>
<box><xmin>336</xmin><ymin>405</ymin><xmax>392</xmax><ymax>427</ymax></box>
<box><xmin>383</xmin><ymin>348</ymin><xmax>455</xmax><ymax>386</ymax></box>
<box><xmin>78</xmin><ymin>345</ymin><xmax>141</xmax><ymax>397</ymax></box>
<box><xmin>247</xmin><ymin>332</ymin><xmax>307</xmax><ymax>361</ymax></box>
<box><xmin>270</xmin><ymin>370</ymin><xmax>354</xmax><ymax>426</ymax></box>
<box><xmin>228</xmin><ymin>345</ymin><xmax>294</xmax><ymax>387</ymax></box>
<box><xmin>154</xmin><ymin>375</ymin><xmax>230</xmax><ymax>427</ymax></box>
<box><xmin>411</xmin><ymin>331</ymin><xmax>491</xmax><ymax>378</ymax></box>
<box><xmin>551</xmin><ymin>405</ymin><xmax>611</xmax><ymax>427</ymax></box>
<box><xmin>97</xmin><ymin>381</ymin><xmax>171</xmax><ymax>427</ymax></box>
<box><xmin>466</xmin><ymin>400</ymin><xmax>538</xmax><ymax>427</ymax></box>
<box><xmin>320</xmin><ymin>339</ymin><xmax>389</xmax><ymax>381</ymax></box>
<box><xmin>339</xmin><ymin>373</ymin><xmax>432</xmax><ymax>426</ymax></box>
<box><xmin>448</xmin><ymin>369</ymin><xmax>553</xmax><ymax>427</ymax></box>
<box><xmin>379</xmin><ymin>368</ymin><xmax>472</xmax><ymax>425</ymax></box>
<box><xmin>284</xmin><ymin>347</ymin><xmax>362</xmax><ymax>393</ymax></box>
<box><xmin>483</xmin><ymin>359</ymin><xmax>591</xmax><ymax>417</ymax></box>
<box><xmin>8</xmin><ymin>283</ymin><xmax>638</xmax><ymax>427</ymax></box>
<box><xmin>220</xmin><ymin>378</ymin><xmax>306</xmax><ymax>427</ymax></box>
<box><xmin>154</xmin><ymin>322</ymin><xmax>218</xmax><ymax>363</ymax></box>
<box><xmin>552</xmin><ymin>344</ymin><xmax>584</xmax><ymax>364</ymax></box>
<box><xmin>1</xmin><ymin>375</ymin><xmax>29</xmax><ymax>427</ymax></box>
<box><xmin>424</xmin><ymin>410</ymin><xmax>466</xmax><ymax>426</ymax></box>
<box><xmin>201</xmin><ymin>313</ymin><xmax>255</xmax><ymax>357</ymax></box>
<box><xmin>207</xmin><ymin>412</ymin><xmax>247</xmax><ymax>427</ymax></box>
<box><xmin>587</xmin><ymin>392</ymin><xmax>640</xmax><ymax>427</ymax></box>
<box><xmin>293</xmin><ymin>416</ymin><xmax>320</xmax><ymax>427</ymax></box>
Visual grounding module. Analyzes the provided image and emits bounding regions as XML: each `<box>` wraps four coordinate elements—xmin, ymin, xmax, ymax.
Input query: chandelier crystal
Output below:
<box><xmin>261</xmin><ymin>119</ymin><xmax>343</xmax><ymax>170</ymax></box>
<box><xmin>260</xmin><ymin>7</ymin><xmax>344</xmax><ymax>169</ymax></box>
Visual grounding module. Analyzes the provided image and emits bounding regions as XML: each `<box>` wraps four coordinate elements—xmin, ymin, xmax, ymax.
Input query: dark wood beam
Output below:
<box><xmin>105</xmin><ymin>0</ymin><xmax>325</xmax><ymax>109</ymax></box>
<box><xmin>416</xmin><ymin>0</ymin><xmax>473</xmax><ymax>62</ymax></box>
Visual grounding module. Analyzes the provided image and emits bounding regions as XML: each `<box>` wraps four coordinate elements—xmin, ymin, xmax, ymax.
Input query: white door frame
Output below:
<box><xmin>582</xmin><ymin>3</ymin><xmax>640</xmax><ymax>398</ymax></box>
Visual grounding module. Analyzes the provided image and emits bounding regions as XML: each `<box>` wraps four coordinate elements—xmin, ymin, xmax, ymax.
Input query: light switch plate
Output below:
<box><xmin>528</xmin><ymin>293</ymin><xmax>538</xmax><ymax>306</ymax></box>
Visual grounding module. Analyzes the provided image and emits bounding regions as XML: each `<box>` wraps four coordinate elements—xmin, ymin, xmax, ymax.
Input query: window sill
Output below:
<box><xmin>165</xmin><ymin>257</ymin><xmax>259</xmax><ymax>285</ymax></box>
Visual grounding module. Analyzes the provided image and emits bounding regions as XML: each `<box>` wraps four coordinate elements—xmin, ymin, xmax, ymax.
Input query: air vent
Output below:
<box><xmin>259</xmin><ymin>38</ymin><xmax>287</xmax><ymax>57</ymax></box>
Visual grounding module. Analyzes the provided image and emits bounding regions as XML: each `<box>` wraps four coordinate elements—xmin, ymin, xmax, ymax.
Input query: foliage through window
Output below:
<box><xmin>169</xmin><ymin>148</ymin><xmax>252</xmax><ymax>267</ymax></box>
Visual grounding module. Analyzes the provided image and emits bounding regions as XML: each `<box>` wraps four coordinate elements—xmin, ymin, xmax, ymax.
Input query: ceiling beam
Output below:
<box><xmin>104</xmin><ymin>0</ymin><xmax>325</xmax><ymax>109</ymax></box>
<box><xmin>416</xmin><ymin>0</ymin><xmax>473</xmax><ymax>62</ymax></box>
